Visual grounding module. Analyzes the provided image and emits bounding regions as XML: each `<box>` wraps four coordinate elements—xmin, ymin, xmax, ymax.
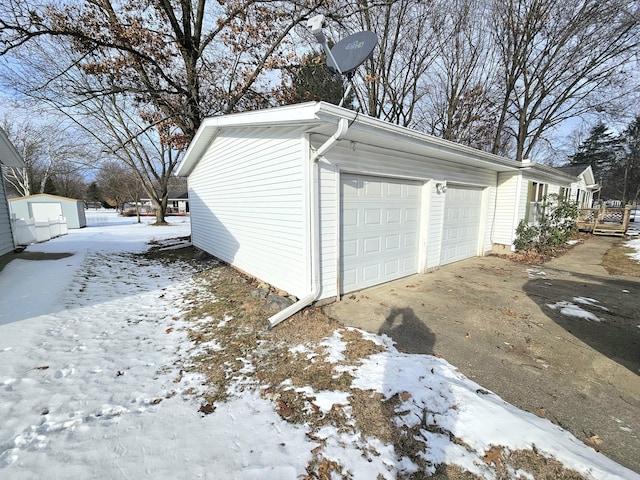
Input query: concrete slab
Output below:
<box><xmin>325</xmin><ymin>236</ymin><xmax>640</xmax><ymax>473</ymax></box>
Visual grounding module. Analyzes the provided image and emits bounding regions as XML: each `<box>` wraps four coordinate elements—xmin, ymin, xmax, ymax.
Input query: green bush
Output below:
<box><xmin>514</xmin><ymin>194</ymin><xmax>578</xmax><ymax>254</ymax></box>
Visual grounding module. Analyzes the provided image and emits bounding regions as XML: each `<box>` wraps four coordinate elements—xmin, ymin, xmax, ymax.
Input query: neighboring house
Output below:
<box><xmin>555</xmin><ymin>164</ymin><xmax>599</xmax><ymax>208</ymax></box>
<box><xmin>0</xmin><ymin>127</ymin><xmax>25</xmax><ymax>257</ymax></box>
<box><xmin>176</xmin><ymin>102</ymin><xmax>582</xmax><ymax>325</ymax></box>
<box><xmin>9</xmin><ymin>194</ymin><xmax>87</xmax><ymax>229</ymax></box>
<box><xmin>139</xmin><ymin>190</ymin><xmax>189</xmax><ymax>215</ymax></box>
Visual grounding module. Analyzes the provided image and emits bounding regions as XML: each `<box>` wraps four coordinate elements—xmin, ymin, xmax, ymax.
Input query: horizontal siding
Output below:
<box><xmin>0</xmin><ymin>176</ymin><xmax>13</xmax><ymax>256</ymax></box>
<box><xmin>493</xmin><ymin>172</ymin><xmax>519</xmax><ymax>247</ymax></box>
<box><xmin>188</xmin><ymin>126</ymin><xmax>309</xmax><ymax>298</ymax></box>
<box><xmin>426</xmin><ymin>183</ymin><xmax>445</xmax><ymax>269</ymax></box>
<box><xmin>316</xmin><ymin>140</ymin><xmax>499</xmax><ymax>298</ymax></box>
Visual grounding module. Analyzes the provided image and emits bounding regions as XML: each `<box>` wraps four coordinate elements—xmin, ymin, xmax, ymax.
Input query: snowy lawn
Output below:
<box><xmin>1</xmin><ymin>212</ymin><xmax>638</xmax><ymax>480</ymax></box>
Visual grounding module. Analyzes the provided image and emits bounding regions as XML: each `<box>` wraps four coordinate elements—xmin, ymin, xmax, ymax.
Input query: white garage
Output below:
<box><xmin>340</xmin><ymin>174</ymin><xmax>421</xmax><ymax>293</ymax></box>
<box><xmin>440</xmin><ymin>185</ymin><xmax>483</xmax><ymax>265</ymax></box>
<box><xmin>176</xmin><ymin>101</ymin><xmax>565</xmax><ymax>326</ymax></box>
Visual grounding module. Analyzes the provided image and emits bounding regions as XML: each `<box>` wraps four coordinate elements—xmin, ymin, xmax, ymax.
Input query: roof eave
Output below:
<box><xmin>0</xmin><ymin>127</ymin><xmax>24</xmax><ymax>168</ymax></box>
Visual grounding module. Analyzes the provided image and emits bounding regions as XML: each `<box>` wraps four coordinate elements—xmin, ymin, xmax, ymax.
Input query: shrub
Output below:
<box><xmin>514</xmin><ymin>194</ymin><xmax>578</xmax><ymax>254</ymax></box>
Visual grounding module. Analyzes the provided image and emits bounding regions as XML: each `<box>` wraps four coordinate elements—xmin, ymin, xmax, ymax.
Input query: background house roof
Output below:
<box><xmin>556</xmin><ymin>164</ymin><xmax>597</xmax><ymax>186</ymax></box>
<box><xmin>0</xmin><ymin>127</ymin><xmax>24</xmax><ymax>168</ymax></box>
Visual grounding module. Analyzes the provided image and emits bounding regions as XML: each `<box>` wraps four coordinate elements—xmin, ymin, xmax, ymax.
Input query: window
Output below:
<box><xmin>526</xmin><ymin>181</ymin><xmax>547</xmax><ymax>224</ymax></box>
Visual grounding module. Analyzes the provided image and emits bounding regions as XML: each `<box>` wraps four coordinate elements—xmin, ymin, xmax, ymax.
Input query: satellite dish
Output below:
<box><xmin>326</xmin><ymin>31</ymin><xmax>378</xmax><ymax>76</ymax></box>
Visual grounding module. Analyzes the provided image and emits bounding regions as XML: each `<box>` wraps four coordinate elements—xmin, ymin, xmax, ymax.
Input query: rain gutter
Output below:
<box><xmin>268</xmin><ymin>118</ymin><xmax>349</xmax><ymax>328</ymax></box>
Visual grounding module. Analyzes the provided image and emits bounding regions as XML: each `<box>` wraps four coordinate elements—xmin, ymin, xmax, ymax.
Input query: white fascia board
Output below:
<box><xmin>313</xmin><ymin>102</ymin><xmax>521</xmax><ymax>172</ymax></box>
<box><xmin>0</xmin><ymin>127</ymin><xmax>24</xmax><ymax>168</ymax></box>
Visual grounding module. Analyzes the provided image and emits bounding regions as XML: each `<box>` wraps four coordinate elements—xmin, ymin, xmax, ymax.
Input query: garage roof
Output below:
<box><xmin>176</xmin><ymin>102</ymin><xmax>568</xmax><ymax>179</ymax></box>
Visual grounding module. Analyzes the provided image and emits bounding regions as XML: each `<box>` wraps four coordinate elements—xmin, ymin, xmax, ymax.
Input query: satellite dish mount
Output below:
<box><xmin>307</xmin><ymin>15</ymin><xmax>378</xmax><ymax>108</ymax></box>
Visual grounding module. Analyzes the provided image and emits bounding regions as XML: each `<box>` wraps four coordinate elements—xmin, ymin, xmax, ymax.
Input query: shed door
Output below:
<box><xmin>440</xmin><ymin>185</ymin><xmax>483</xmax><ymax>265</ymax></box>
<box><xmin>341</xmin><ymin>174</ymin><xmax>421</xmax><ymax>293</ymax></box>
<box><xmin>31</xmin><ymin>203</ymin><xmax>63</xmax><ymax>222</ymax></box>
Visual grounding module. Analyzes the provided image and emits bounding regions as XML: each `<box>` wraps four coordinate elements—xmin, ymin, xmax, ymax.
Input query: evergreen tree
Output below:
<box><xmin>617</xmin><ymin>116</ymin><xmax>640</xmax><ymax>204</ymax></box>
<box><xmin>569</xmin><ymin>123</ymin><xmax>624</xmax><ymax>200</ymax></box>
<box><xmin>279</xmin><ymin>51</ymin><xmax>353</xmax><ymax>108</ymax></box>
<box><xmin>86</xmin><ymin>181</ymin><xmax>103</xmax><ymax>207</ymax></box>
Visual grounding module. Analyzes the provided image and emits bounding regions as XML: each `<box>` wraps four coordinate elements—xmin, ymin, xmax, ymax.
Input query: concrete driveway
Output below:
<box><xmin>325</xmin><ymin>236</ymin><xmax>640</xmax><ymax>474</ymax></box>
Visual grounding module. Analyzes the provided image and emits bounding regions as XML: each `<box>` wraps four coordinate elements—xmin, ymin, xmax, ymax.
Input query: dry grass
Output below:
<box><xmin>145</xmin><ymin>243</ymin><xmax>588</xmax><ymax>479</ymax></box>
<box><xmin>601</xmin><ymin>240</ymin><xmax>640</xmax><ymax>277</ymax></box>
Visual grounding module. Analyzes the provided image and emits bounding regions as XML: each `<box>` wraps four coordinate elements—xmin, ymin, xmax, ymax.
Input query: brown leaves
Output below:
<box><xmin>482</xmin><ymin>446</ymin><xmax>504</xmax><ymax>468</ymax></box>
<box><xmin>198</xmin><ymin>402</ymin><xmax>216</xmax><ymax>415</ymax></box>
<box><xmin>277</xmin><ymin>399</ymin><xmax>293</xmax><ymax>418</ymax></box>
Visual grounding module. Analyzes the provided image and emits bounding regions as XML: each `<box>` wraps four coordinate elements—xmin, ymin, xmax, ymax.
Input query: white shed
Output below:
<box><xmin>176</xmin><ymin>102</ymin><xmax>579</xmax><ymax>325</ymax></box>
<box><xmin>9</xmin><ymin>194</ymin><xmax>87</xmax><ymax>229</ymax></box>
<box><xmin>0</xmin><ymin>127</ymin><xmax>25</xmax><ymax>257</ymax></box>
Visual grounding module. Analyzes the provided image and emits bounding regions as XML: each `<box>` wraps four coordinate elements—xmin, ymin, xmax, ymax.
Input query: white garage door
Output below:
<box><xmin>341</xmin><ymin>174</ymin><xmax>421</xmax><ymax>293</ymax></box>
<box><xmin>440</xmin><ymin>185</ymin><xmax>483</xmax><ymax>265</ymax></box>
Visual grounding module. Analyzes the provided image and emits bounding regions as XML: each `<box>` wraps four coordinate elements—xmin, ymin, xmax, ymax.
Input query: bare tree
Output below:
<box><xmin>341</xmin><ymin>0</ymin><xmax>439</xmax><ymax>126</ymax></box>
<box><xmin>421</xmin><ymin>0</ymin><xmax>502</xmax><ymax>151</ymax></box>
<box><xmin>490</xmin><ymin>0</ymin><xmax>640</xmax><ymax>162</ymax></box>
<box><xmin>1</xmin><ymin>116</ymin><xmax>90</xmax><ymax>197</ymax></box>
<box><xmin>96</xmin><ymin>160</ymin><xmax>144</xmax><ymax>220</ymax></box>
<box><xmin>0</xmin><ymin>0</ymin><xmax>336</xmax><ymax>221</ymax></box>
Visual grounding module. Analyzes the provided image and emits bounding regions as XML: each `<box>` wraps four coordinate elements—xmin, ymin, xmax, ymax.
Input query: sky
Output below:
<box><xmin>1</xmin><ymin>212</ymin><xmax>639</xmax><ymax>479</ymax></box>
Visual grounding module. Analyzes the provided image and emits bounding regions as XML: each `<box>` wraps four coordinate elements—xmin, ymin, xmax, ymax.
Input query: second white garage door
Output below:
<box><xmin>440</xmin><ymin>185</ymin><xmax>483</xmax><ymax>265</ymax></box>
<box><xmin>341</xmin><ymin>174</ymin><xmax>421</xmax><ymax>293</ymax></box>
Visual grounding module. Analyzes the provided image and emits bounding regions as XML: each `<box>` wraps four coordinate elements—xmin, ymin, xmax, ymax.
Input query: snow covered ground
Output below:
<box><xmin>1</xmin><ymin>212</ymin><xmax>639</xmax><ymax>480</ymax></box>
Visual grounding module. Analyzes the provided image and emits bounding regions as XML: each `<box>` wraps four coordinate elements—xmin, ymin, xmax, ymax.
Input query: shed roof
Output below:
<box><xmin>0</xmin><ymin>127</ymin><xmax>24</xmax><ymax>168</ymax></box>
<box><xmin>9</xmin><ymin>193</ymin><xmax>83</xmax><ymax>203</ymax></box>
<box><xmin>177</xmin><ymin>102</ymin><xmax>526</xmax><ymax>177</ymax></box>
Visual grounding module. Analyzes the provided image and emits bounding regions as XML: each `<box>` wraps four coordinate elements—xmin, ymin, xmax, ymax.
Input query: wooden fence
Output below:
<box><xmin>578</xmin><ymin>205</ymin><xmax>632</xmax><ymax>236</ymax></box>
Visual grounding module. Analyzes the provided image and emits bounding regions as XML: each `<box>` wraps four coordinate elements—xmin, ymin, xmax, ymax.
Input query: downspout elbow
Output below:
<box><xmin>311</xmin><ymin>118</ymin><xmax>349</xmax><ymax>162</ymax></box>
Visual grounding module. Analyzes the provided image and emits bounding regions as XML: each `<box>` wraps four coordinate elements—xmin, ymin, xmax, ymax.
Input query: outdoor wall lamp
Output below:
<box><xmin>436</xmin><ymin>183</ymin><xmax>447</xmax><ymax>194</ymax></box>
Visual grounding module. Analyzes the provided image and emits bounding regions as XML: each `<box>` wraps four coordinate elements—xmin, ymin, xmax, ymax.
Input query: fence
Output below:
<box><xmin>577</xmin><ymin>205</ymin><xmax>631</xmax><ymax>236</ymax></box>
<box><xmin>12</xmin><ymin>215</ymin><xmax>68</xmax><ymax>246</ymax></box>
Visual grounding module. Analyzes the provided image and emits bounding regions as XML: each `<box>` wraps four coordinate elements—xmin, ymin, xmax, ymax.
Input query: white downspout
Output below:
<box><xmin>268</xmin><ymin>118</ymin><xmax>349</xmax><ymax>328</ymax></box>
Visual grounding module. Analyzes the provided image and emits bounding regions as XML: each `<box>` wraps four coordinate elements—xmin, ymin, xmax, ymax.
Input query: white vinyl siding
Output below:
<box><xmin>188</xmin><ymin>126</ymin><xmax>310</xmax><ymax>298</ymax></box>
<box><xmin>340</xmin><ymin>174</ymin><xmax>421</xmax><ymax>293</ymax></box>
<box><xmin>0</xmin><ymin>175</ymin><xmax>14</xmax><ymax>256</ymax></box>
<box><xmin>494</xmin><ymin>172</ymin><xmax>520</xmax><ymax>249</ymax></box>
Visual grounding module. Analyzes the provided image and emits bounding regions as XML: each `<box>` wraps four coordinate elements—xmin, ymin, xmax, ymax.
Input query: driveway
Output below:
<box><xmin>325</xmin><ymin>235</ymin><xmax>640</xmax><ymax>474</ymax></box>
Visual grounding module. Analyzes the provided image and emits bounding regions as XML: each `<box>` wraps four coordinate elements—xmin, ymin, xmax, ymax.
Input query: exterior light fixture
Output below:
<box><xmin>436</xmin><ymin>183</ymin><xmax>447</xmax><ymax>194</ymax></box>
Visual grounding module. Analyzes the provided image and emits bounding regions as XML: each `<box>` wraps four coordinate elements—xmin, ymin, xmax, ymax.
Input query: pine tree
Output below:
<box><xmin>279</xmin><ymin>51</ymin><xmax>353</xmax><ymax>108</ymax></box>
<box><xmin>569</xmin><ymin>123</ymin><xmax>624</xmax><ymax>200</ymax></box>
<box><xmin>617</xmin><ymin>117</ymin><xmax>640</xmax><ymax>204</ymax></box>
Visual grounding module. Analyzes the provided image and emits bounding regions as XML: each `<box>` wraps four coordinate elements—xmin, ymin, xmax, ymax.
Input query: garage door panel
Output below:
<box><xmin>364</xmin><ymin>209</ymin><xmax>382</xmax><ymax>225</ymax></box>
<box><xmin>387</xmin><ymin>209</ymin><xmax>401</xmax><ymax>223</ymax></box>
<box><xmin>341</xmin><ymin>174</ymin><xmax>422</xmax><ymax>293</ymax></box>
<box><xmin>363</xmin><ymin>237</ymin><xmax>381</xmax><ymax>254</ymax></box>
<box><xmin>441</xmin><ymin>186</ymin><xmax>482</xmax><ymax>265</ymax></box>
<box><xmin>385</xmin><ymin>234</ymin><xmax>400</xmax><ymax>250</ymax></box>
